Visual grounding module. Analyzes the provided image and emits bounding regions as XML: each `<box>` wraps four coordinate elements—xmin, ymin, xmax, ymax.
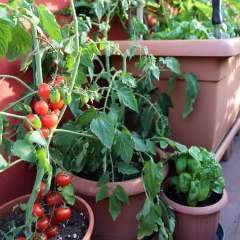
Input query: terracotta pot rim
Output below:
<box><xmin>160</xmin><ymin>179</ymin><xmax>228</xmax><ymax>216</ymax></box>
<box><xmin>0</xmin><ymin>194</ymin><xmax>94</xmax><ymax>240</ymax></box>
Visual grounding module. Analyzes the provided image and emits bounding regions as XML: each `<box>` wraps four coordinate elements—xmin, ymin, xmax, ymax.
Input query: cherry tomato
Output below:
<box><xmin>63</xmin><ymin>94</ymin><xmax>72</xmax><ymax>105</ymax></box>
<box><xmin>32</xmin><ymin>203</ymin><xmax>44</xmax><ymax>218</ymax></box>
<box><xmin>53</xmin><ymin>109</ymin><xmax>60</xmax><ymax>117</ymax></box>
<box><xmin>147</xmin><ymin>14</ymin><xmax>158</xmax><ymax>28</ymax></box>
<box><xmin>34</xmin><ymin>100</ymin><xmax>49</xmax><ymax>115</ymax></box>
<box><xmin>41</xmin><ymin>128</ymin><xmax>50</xmax><ymax>139</ymax></box>
<box><xmin>37</xmin><ymin>181</ymin><xmax>46</xmax><ymax>199</ymax></box>
<box><xmin>50</xmin><ymin>89</ymin><xmax>61</xmax><ymax>104</ymax></box>
<box><xmin>38</xmin><ymin>83</ymin><xmax>51</xmax><ymax>99</ymax></box>
<box><xmin>45</xmin><ymin>225</ymin><xmax>59</xmax><ymax>238</ymax></box>
<box><xmin>24</xmin><ymin>114</ymin><xmax>42</xmax><ymax>130</ymax></box>
<box><xmin>80</xmin><ymin>92</ymin><xmax>89</xmax><ymax>106</ymax></box>
<box><xmin>37</xmin><ymin>216</ymin><xmax>49</xmax><ymax>232</ymax></box>
<box><xmin>46</xmin><ymin>192</ymin><xmax>63</xmax><ymax>206</ymax></box>
<box><xmin>41</xmin><ymin>113</ymin><xmax>58</xmax><ymax>129</ymax></box>
<box><xmin>34</xmin><ymin>233</ymin><xmax>48</xmax><ymax>240</ymax></box>
<box><xmin>17</xmin><ymin>237</ymin><xmax>26</xmax><ymax>240</ymax></box>
<box><xmin>55</xmin><ymin>207</ymin><xmax>72</xmax><ymax>222</ymax></box>
<box><xmin>49</xmin><ymin>100</ymin><xmax>64</xmax><ymax>110</ymax></box>
<box><xmin>55</xmin><ymin>172</ymin><xmax>72</xmax><ymax>187</ymax></box>
<box><xmin>53</xmin><ymin>75</ymin><xmax>64</xmax><ymax>87</ymax></box>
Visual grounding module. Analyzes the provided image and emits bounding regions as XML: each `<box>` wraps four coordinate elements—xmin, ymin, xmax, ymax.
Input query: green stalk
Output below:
<box><xmin>32</xmin><ymin>19</ymin><xmax>43</xmax><ymax>87</ymax></box>
<box><xmin>25</xmin><ymin>166</ymin><xmax>45</xmax><ymax>235</ymax></box>
<box><xmin>0</xmin><ymin>112</ymin><xmax>25</xmax><ymax>120</ymax></box>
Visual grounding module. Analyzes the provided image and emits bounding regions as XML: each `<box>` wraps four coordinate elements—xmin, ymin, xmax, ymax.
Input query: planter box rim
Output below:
<box><xmin>113</xmin><ymin>38</ymin><xmax>240</xmax><ymax>57</ymax></box>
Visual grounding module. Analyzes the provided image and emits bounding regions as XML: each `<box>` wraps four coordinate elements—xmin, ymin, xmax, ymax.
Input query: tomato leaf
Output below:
<box><xmin>0</xmin><ymin>20</ymin><xmax>12</xmax><ymax>57</ymax></box>
<box><xmin>109</xmin><ymin>195</ymin><xmax>122</xmax><ymax>221</ymax></box>
<box><xmin>114</xmin><ymin>186</ymin><xmax>129</xmax><ymax>204</ymax></box>
<box><xmin>90</xmin><ymin>113</ymin><xmax>115</xmax><ymax>149</ymax></box>
<box><xmin>118</xmin><ymin>162</ymin><xmax>139</xmax><ymax>175</ymax></box>
<box><xmin>96</xmin><ymin>185</ymin><xmax>108</xmax><ymax>202</ymax></box>
<box><xmin>37</xmin><ymin>4</ymin><xmax>62</xmax><ymax>43</ymax></box>
<box><xmin>60</xmin><ymin>184</ymin><xmax>76</xmax><ymax>206</ymax></box>
<box><xmin>26</xmin><ymin>131</ymin><xmax>47</xmax><ymax>146</ymax></box>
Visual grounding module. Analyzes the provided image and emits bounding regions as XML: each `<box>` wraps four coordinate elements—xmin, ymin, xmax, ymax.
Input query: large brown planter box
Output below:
<box><xmin>112</xmin><ymin>39</ymin><xmax>240</xmax><ymax>151</ymax></box>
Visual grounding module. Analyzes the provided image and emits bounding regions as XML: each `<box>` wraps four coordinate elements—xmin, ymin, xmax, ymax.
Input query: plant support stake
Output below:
<box><xmin>212</xmin><ymin>0</ymin><xmax>222</xmax><ymax>39</ymax></box>
<box><xmin>136</xmin><ymin>0</ymin><xmax>145</xmax><ymax>40</ymax></box>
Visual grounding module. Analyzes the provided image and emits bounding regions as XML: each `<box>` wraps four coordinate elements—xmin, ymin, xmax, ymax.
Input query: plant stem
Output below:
<box><xmin>0</xmin><ymin>111</ymin><xmax>25</xmax><ymax>120</ymax></box>
<box><xmin>25</xmin><ymin>166</ymin><xmax>45</xmax><ymax>234</ymax></box>
<box><xmin>32</xmin><ymin>16</ymin><xmax>43</xmax><ymax>87</ymax></box>
<box><xmin>109</xmin><ymin>152</ymin><xmax>115</xmax><ymax>183</ymax></box>
<box><xmin>53</xmin><ymin>129</ymin><xmax>95</xmax><ymax>139</ymax></box>
<box><xmin>0</xmin><ymin>75</ymin><xmax>35</xmax><ymax>92</ymax></box>
<box><xmin>2</xmin><ymin>91</ymin><xmax>37</xmax><ymax>112</ymax></box>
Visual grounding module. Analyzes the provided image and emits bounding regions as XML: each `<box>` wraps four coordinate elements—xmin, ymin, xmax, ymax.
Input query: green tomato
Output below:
<box><xmin>50</xmin><ymin>89</ymin><xmax>61</xmax><ymax>104</ymax></box>
<box><xmin>63</xmin><ymin>94</ymin><xmax>72</xmax><ymax>105</ymax></box>
<box><xmin>80</xmin><ymin>92</ymin><xmax>89</xmax><ymax>106</ymax></box>
<box><xmin>187</xmin><ymin>158</ymin><xmax>201</xmax><ymax>173</ymax></box>
<box><xmin>176</xmin><ymin>156</ymin><xmax>187</xmax><ymax>173</ymax></box>
<box><xmin>36</xmin><ymin>148</ymin><xmax>50</xmax><ymax>172</ymax></box>
<box><xmin>178</xmin><ymin>172</ymin><xmax>192</xmax><ymax>193</ymax></box>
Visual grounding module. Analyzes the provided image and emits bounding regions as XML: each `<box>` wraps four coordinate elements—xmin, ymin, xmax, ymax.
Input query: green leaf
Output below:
<box><xmin>117</xmin><ymin>87</ymin><xmax>138</xmax><ymax>112</ymax></box>
<box><xmin>0</xmin><ymin>20</ymin><xmax>12</xmax><ymax>57</ymax></box>
<box><xmin>119</xmin><ymin>72</ymin><xmax>136</xmax><ymax>88</ymax></box>
<box><xmin>118</xmin><ymin>162</ymin><xmax>139</xmax><ymax>175</ymax></box>
<box><xmin>0</xmin><ymin>154</ymin><xmax>7</xmax><ymax>170</ymax></box>
<box><xmin>90</xmin><ymin>113</ymin><xmax>115</xmax><ymax>149</ymax></box>
<box><xmin>11</xmin><ymin>140</ymin><xmax>36</xmax><ymax>162</ymax></box>
<box><xmin>132</xmin><ymin>134</ymin><xmax>147</xmax><ymax>152</ymax></box>
<box><xmin>60</xmin><ymin>184</ymin><xmax>76</xmax><ymax>205</ymax></box>
<box><xmin>165</xmin><ymin>57</ymin><xmax>181</xmax><ymax>75</ymax></box>
<box><xmin>96</xmin><ymin>185</ymin><xmax>108</xmax><ymax>202</ymax></box>
<box><xmin>114</xmin><ymin>185</ymin><xmax>129</xmax><ymax>204</ymax></box>
<box><xmin>167</xmin><ymin>75</ymin><xmax>177</xmax><ymax>95</ymax></box>
<box><xmin>37</xmin><ymin>5</ymin><xmax>62</xmax><ymax>42</ymax></box>
<box><xmin>0</xmin><ymin>7</ymin><xmax>12</xmax><ymax>23</ymax></box>
<box><xmin>7</xmin><ymin>23</ymin><xmax>32</xmax><ymax>61</ymax></box>
<box><xmin>189</xmin><ymin>146</ymin><xmax>202</xmax><ymax>161</ymax></box>
<box><xmin>97</xmin><ymin>172</ymin><xmax>109</xmax><ymax>187</ymax></box>
<box><xmin>182</xmin><ymin>73</ymin><xmax>199</xmax><ymax>119</ymax></box>
<box><xmin>0</xmin><ymin>116</ymin><xmax>3</xmax><ymax>145</ymax></box>
<box><xmin>26</xmin><ymin>131</ymin><xmax>47</xmax><ymax>146</ymax></box>
<box><xmin>113</xmin><ymin>130</ymin><xmax>134</xmax><ymax>163</ymax></box>
<box><xmin>77</xmin><ymin>107</ymin><xmax>97</xmax><ymax>127</ymax></box>
<box><xmin>109</xmin><ymin>195</ymin><xmax>122</xmax><ymax>221</ymax></box>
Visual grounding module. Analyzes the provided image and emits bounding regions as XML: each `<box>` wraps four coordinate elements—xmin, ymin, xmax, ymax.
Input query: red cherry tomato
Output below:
<box><xmin>32</xmin><ymin>203</ymin><xmax>44</xmax><ymax>218</ymax></box>
<box><xmin>34</xmin><ymin>233</ymin><xmax>48</xmax><ymax>240</ymax></box>
<box><xmin>41</xmin><ymin>113</ymin><xmax>58</xmax><ymax>129</ymax></box>
<box><xmin>53</xmin><ymin>75</ymin><xmax>64</xmax><ymax>87</ymax></box>
<box><xmin>38</xmin><ymin>83</ymin><xmax>51</xmax><ymax>99</ymax></box>
<box><xmin>147</xmin><ymin>15</ymin><xmax>158</xmax><ymax>28</ymax></box>
<box><xmin>55</xmin><ymin>207</ymin><xmax>72</xmax><ymax>222</ymax></box>
<box><xmin>49</xmin><ymin>99</ymin><xmax>64</xmax><ymax>110</ymax></box>
<box><xmin>17</xmin><ymin>237</ymin><xmax>26</xmax><ymax>240</ymax></box>
<box><xmin>37</xmin><ymin>181</ymin><xmax>46</xmax><ymax>199</ymax></box>
<box><xmin>53</xmin><ymin>109</ymin><xmax>60</xmax><ymax>117</ymax></box>
<box><xmin>45</xmin><ymin>225</ymin><xmax>59</xmax><ymax>238</ymax></box>
<box><xmin>37</xmin><ymin>216</ymin><xmax>49</xmax><ymax>232</ymax></box>
<box><xmin>40</xmin><ymin>128</ymin><xmax>50</xmax><ymax>139</ymax></box>
<box><xmin>55</xmin><ymin>172</ymin><xmax>72</xmax><ymax>187</ymax></box>
<box><xmin>46</xmin><ymin>192</ymin><xmax>63</xmax><ymax>206</ymax></box>
<box><xmin>34</xmin><ymin>100</ymin><xmax>49</xmax><ymax>115</ymax></box>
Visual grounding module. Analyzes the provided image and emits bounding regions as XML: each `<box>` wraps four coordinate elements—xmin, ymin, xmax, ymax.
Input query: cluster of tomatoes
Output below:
<box><xmin>17</xmin><ymin>172</ymin><xmax>73</xmax><ymax>240</ymax></box>
<box><xmin>24</xmin><ymin>76</ymin><xmax>72</xmax><ymax>139</ymax></box>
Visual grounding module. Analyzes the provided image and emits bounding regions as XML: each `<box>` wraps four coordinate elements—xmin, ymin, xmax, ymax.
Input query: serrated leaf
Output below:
<box><xmin>132</xmin><ymin>134</ymin><xmax>147</xmax><ymax>152</ymax></box>
<box><xmin>26</xmin><ymin>131</ymin><xmax>47</xmax><ymax>146</ymax></box>
<box><xmin>114</xmin><ymin>185</ymin><xmax>129</xmax><ymax>204</ymax></box>
<box><xmin>119</xmin><ymin>72</ymin><xmax>136</xmax><ymax>88</ymax></box>
<box><xmin>60</xmin><ymin>184</ymin><xmax>76</xmax><ymax>205</ymax></box>
<box><xmin>182</xmin><ymin>73</ymin><xmax>199</xmax><ymax>119</ymax></box>
<box><xmin>165</xmin><ymin>57</ymin><xmax>181</xmax><ymax>75</ymax></box>
<box><xmin>11</xmin><ymin>140</ymin><xmax>36</xmax><ymax>162</ymax></box>
<box><xmin>6</xmin><ymin>23</ymin><xmax>32</xmax><ymax>61</ymax></box>
<box><xmin>77</xmin><ymin>107</ymin><xmax>97</xmax><ymax>127</ymax></box>
<box><xmin>109</xmin><ymin>195</ymin><xmax>122</xmax><ymax>221</ymax></box>
<box><xmin>97</xmin><ymin>172</ymin><xmax>109</xmax><ymax>187</ymax></box>
<box><xmin>117</xmin><ymin>87</ymin><xmax>138</xmax><ymax>112</ymax></box>
<box><xmin>113</xmin><ymin>130</ymin><xmax>134</xmax><ymax>163</ymax></box>
<box><xmin>0</xmin><ymin>20</ymin><xmax>12</xmax><ymax>57</ymax></box>
<box><xmin>96</xmin><ymin>185</ymin><xmax>108</xmax><ymax>202</ymax></box>
<box><xmin>37</xmin><ymin>4</ymin><xmax>62</xmax><ymax>42</ymax></box>
<box><xmin>0</xmin><ymin>154</ymin><xmax>7</xmax><ymax>170</ymax></box>
<box><xmin>118</xmin><ymin>162</ymin><xmax>139</xmax><ymax>175</ymax></box>
<box><xmin>90</xmin><ymin>113</ymin><xmax>115</xmax><ymax>149</ymax></box>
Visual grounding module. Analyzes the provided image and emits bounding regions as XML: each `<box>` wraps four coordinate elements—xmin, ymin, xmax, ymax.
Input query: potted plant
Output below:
<box><xmin>0</xmin><ymin>1</ymin><xmax>95</xmax><ymax>239</ymax></box>
<box><xmin>159</xmin><ymin>137</ymin><xmax>228</xmax><ymax>240</ymax></box>
<box><xmin>88</xmin><ymin>0</ymin><xmax>240</xmax><ymax>155</ymax></box>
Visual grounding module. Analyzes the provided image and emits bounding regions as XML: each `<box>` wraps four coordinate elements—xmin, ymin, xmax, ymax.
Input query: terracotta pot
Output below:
<box><xmin>73</xmin><ymin>157</ymin><xmax>169</xmax><ymax>240</ymax></box>
<box><xmin>0</xmin><ymin>194</ymin><xmax>94</xmax><ymax>240</ymax></box>
<box><xmin>0</xmin><ymin>0</ymin><xmax>69</xmax><ymax>12</ymax></box>
<box><xmin>112</xmin><ymin>39</ymin><xmax>240</xmax><ymax>151</ymax></box>
<box><xmin>160</xmin><ymin>180</ymin><xmax>228</xmax><ymax>240</ymax></box>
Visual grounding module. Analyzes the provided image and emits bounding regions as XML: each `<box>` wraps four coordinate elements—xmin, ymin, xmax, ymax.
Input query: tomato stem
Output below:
<box><xmin>0</xmin><ymin>111</ymin><xmax>25</xmax><ymax>120</ymax></box>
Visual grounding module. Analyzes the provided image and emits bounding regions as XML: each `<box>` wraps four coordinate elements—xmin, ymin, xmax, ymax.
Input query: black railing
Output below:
<box><xmin>212</xmin><ymin>0</ymin><xmax>222</xmax><ymax>38</ymax></box>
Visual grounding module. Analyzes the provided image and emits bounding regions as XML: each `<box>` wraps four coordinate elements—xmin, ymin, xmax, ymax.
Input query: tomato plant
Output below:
<box><xmin>54</xmin><ymin>207</ymin><xmax>72</xmax><ymax>222</ymax></box>
<box><xmin>37</xmin><ymin>216</ymin><xmax>49</xmax><ymax>232</ymax></box>
<box><xmin>32</xmin><ymin>203</ymin><xmax>45</xmax><ymax>218</ymax></box>
<box><xmin>46</xmin><ymin>192</ymin><xmax>63</xmax><ymax>206</ymax></box>
<box><xmin>41</xmin><ymin>113</ymin><xmax>58</xmax><ymax>129</ymax></box>
<box><xmin>38</xmin><ymin>83</ymin><xmax>51</xmax><ymax>100</ymax></box>
<box><xmin>55</xmin><ymin>172</ymin><xmax>72</xmax><ymax>187</ymax></box>
<box><xmin>34</xmin><ymin>100</ymin><xmax>49</xmax><ymax>115</ymax></box>
<box><xmin>45</xmin><ymin>225</ymin><xmax>59</xmax><ymax>238</ymax></box>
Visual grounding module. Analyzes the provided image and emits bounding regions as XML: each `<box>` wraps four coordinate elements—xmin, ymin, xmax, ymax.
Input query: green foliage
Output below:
<box><xmin>59</xmin><ymin>184</ymin><xmax>76</xmax><ymax>205</ymax></box>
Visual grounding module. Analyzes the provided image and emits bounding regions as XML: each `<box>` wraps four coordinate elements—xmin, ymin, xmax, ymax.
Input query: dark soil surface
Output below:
<box><xmin>165</xmin><ymin>186</ymin><xmax>222</xmax><ymax>207</ymax></box>
<box><xmin>0</xmin><ymin>206</ymin><xmax>88</xmax><ymax>239</ymax></box>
